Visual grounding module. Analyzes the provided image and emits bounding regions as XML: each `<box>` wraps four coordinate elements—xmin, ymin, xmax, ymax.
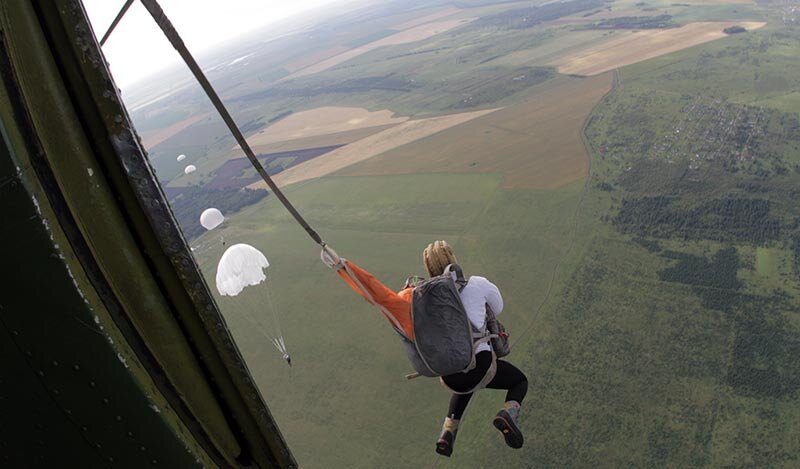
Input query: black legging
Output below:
<box><xmin>442</xmin><ymin>351</ymin><xmax>528</xmax><ymax>420</ymax></box>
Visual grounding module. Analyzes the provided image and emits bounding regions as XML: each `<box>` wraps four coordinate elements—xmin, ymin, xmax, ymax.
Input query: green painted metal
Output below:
<box><xmin>0</xmin><ymin>1</ymin><xmax>296</xmax><ymax>467</ymax></box>
<box><xmin>0</xmin><ymin>115</ymin><xmax>208</xmax><ymax>468</ymax></box>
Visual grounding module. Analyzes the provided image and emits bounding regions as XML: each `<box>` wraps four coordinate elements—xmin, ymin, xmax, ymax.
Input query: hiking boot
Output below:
<box><xmin>493</xmin><ymin>401</ymin><xmax>524</xmax><ymax>449</ymax></box>
<box><xmin>435</xmin><ymin>417</ymin><xmax>459</xmax><ymax>457</ymax></box>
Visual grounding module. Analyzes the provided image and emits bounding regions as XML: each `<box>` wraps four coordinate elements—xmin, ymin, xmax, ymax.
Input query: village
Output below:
<box><xmin>648</xmin><ymin>96</ymin><xmax>769</xmax><ymax>170</ymax></box>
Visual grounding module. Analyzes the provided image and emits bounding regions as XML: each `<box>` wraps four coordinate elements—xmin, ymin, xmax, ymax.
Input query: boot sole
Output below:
<box><xmin>435</xmin><ymin>440</ymin><xmax>452</xmax><ymax>457</ymax></box>
<box><xmin>493</xmin><ymin>413</ymin><xmax>524</xmax><ymax>449</ymax></box>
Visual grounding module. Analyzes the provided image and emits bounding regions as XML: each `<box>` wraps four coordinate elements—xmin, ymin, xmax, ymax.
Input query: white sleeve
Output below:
<box><xmin>481</xmin><ymin>278</ymin><xmax>504</xmax><ymax>316</ymax></box>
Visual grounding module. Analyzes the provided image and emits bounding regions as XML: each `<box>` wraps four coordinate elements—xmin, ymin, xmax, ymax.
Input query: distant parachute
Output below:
<box><xmin>215</xmin><ymin>244</ymin><xmax>289</xmax><ymax>365</ymax></box>
<box><xmin>177</xmin><ymin>154</ymin><xmax>187</xmax><ymax>162</ymax></box>
<box><xmin>200</xmin><ymin>208</ymin><xmax>224</xmax><ymax>231</ymax></box>
<box><xmin>184</xmin><ymin>165</ymin><xmax>196</xmax><ymax>174</ymax></box>
<box><xmin>216</xmin><ymin>243</ymin><xmax>269</xmax><ymax>297</ymax></box>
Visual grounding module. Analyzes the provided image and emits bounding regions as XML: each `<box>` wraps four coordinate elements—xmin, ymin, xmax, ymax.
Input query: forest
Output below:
<box><xmin>658</xmin><ymin>247</ymin><xmax>741</xmax><ymax>291</ymax></box>
<box><xmin>613</xmin><ymin>196</ymin><xmax>782</xmax><ymax>244</ymax></box>
<box><xmin>585</xmin><ymin>14</ymin><xmax>675</xmax><ymax>29</ymax></box>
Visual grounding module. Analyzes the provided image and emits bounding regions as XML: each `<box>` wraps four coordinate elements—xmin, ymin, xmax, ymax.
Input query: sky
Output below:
<box><xmin>82</xmin><ymin>0</ymin><xmax>342</xmax><ymax>88</ymax></box>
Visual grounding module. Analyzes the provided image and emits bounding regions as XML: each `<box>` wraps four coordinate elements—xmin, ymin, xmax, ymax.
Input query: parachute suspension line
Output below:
<box><xmin>271</xmin><ymin>338</ymin><xmax>286</xmax><ymax>355</ymax></box>
<box><xmin>264</xmin><ymin>282</ymin><xmax>286</xmax><ymax>349</ymax></box>
<box><xmin>237</xmin><ymin>292</ymin><xmax>284</xmax><ymax>355</ymax></box>
<box><xmin>99</xmin><ymin>0</ymin><xmax>134</xmax><ymax>46</ymax></box>
<box><xmin>139</xmin><ymin>0</ymin><xmax>325</xmax><ymax>247</ymax></box>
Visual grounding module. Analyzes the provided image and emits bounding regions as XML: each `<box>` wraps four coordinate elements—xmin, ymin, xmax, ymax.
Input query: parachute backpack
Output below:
<box><xmin>323</xmin><ymin>246</ymin><xmax>494</xmax><ymax>378</ymax></box>
<box><xmin>404</xmin><ymin>264</ymin><xmax>492</xmax><ymax>377</ymax></box>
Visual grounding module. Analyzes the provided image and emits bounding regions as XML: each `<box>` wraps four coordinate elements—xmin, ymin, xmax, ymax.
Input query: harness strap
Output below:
<box><xmin>444</xmin><ymin>264</ymin><xmax>467</xmax><ymax>292</ymax></box>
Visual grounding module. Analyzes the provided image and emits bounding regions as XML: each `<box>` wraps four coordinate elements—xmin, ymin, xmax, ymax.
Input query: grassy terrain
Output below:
<box><xmin>444</xmin><ymin>11</ymin><xmax>797</xmax><ymax>468</ymax></box>
<box><xmin>193</xmin><ymin>172</ymin><xmax>592</xmax><ymax>468</ymax></box>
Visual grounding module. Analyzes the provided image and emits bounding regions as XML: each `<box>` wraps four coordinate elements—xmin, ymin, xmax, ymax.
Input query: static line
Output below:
<box><xmin>139</xmin><ymin>0</ymin><xmax>325</xmax><ymax>247</ymax></box>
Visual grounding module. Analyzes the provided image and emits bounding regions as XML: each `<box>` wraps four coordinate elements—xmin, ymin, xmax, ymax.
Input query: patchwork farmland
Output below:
<box><xmin>551</xmin><ymin>21</ymin><xmax>767</xmax><ymax>75</ymax></box>
<box><xmin>340</xmin><ymin>73</ymin><xmax>613</xmax><ymax>190</ymax></box>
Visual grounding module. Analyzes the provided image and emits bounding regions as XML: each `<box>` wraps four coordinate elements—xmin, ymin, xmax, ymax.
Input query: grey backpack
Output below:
<box><xmin>402</xmin><ymin>264</ymin><xmax>492</xmax><ymax>378</ymax></box>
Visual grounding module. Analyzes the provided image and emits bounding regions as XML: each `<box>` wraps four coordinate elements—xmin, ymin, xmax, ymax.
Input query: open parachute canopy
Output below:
<box><xmin>216</xmin><ymin>243</ymin><xmax>270</xmax><ymax>296</ymax></box>
<box><xmin>184</xmin><ymin>164</ymin><xmax>196</xmax><ymax>174</ymax></box>
<box><xmin>200</xmin><ymin>208</ymin><xmax>224</xmax><ymax>230</ymax></box>
<box><xmin>176</xmin><ymin>154</ymin><xmax>186</xmax><ymax>162</ymax></box>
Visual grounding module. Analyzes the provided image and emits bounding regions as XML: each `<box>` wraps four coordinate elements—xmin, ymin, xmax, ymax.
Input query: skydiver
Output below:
<box><xmin>322</xmin><ymin>241</ymin><xmax>528</xmax><ymax>457</ymax></box>
<box><xmin>423</xmin><ymin>241</ymin><xmax>528</xmax><ymax>457</ymax></box>
<box><xmin>282</xmin><ymin>352</ymin><xmax>291</xmax><ymax>367</ymax></box>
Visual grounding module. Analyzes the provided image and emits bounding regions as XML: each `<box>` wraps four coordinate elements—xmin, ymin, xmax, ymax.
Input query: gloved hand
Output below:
<box><xmin>320</xmin><ymin>244</ymin><xmax>342</xmax><ymax>269</ymax></box>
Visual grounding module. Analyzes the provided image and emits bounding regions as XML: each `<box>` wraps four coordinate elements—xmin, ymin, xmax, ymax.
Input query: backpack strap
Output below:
<box><xmin>443</xmin><ymin>263</ymin><xmax>491</xmax><ymax>343</ymax></box>
<box><xmin>443</xmin><ymin>264</ymin><xmax>467</xmax><ymax>292</ymax></box>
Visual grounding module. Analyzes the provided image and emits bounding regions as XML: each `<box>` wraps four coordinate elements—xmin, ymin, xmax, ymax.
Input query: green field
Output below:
<box><xmin>130</xmin><ymin>0</ymin><xmax>800</xmax><ymax>466</ymax></box>
<box><xmin>193</xmin><ymin>172</ymin><xmax>594</xmax><ymax>467</ymax></box>
<box><xmin>757</xmin><ymin>247</ymin><xmax>780</xmax><ymax>277</ymax></box>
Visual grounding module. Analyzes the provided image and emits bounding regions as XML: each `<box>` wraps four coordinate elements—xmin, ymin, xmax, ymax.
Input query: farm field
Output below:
<box><xmin>243</xmin><ymin>125</ymin><xmax>398</xmax><ymax>156</ymax></box>
<box><xmin>341</xmin><ymin>73</ymin><xmax>613</xmax><ymax>190</ymax></box>
<box><xmin>390</xmin><ymin>6</ymin><xmax>463</xmax><ymax>30</ymax></box>
<box><xmin>208</xmin><ymin>145</ymin><xmax>343</xmax><ymax>189</ymax></box>
<box><xmin>237</xmin><ymin>107</ymin><xmax>408</xmax><ymax>147</ymax></box>
<box><xmin>283</xmin><ymin>46</ymin><xmax>351</xmax><ymax>74</ymax></box>
<box><xmin>249</xmin><ymin>107</ymin><xmax>499</xmax><ymax>188</ymax></box>
<box><xmin>486</xmin><ymin>29</ymin><xmax>613</xmax><ymax>67</ymax></box>
<box><xmin>140</xmin><ymin>112</ymin><xmax>211</xmax><ymax>149</ymax></box>
<box><xmin>551</xmin><ymin>21</ymin><xmax>767</xmax><ymax>75</ymax></box>
<box><xmin>613</xmin><ymin>23</ymin><xmax>800</xmax><ymax>113</ymax></box>
<box><xmin>284</xmin><ymin>18</ymin><xmax>476</xmax><ymax>79</ymax></box>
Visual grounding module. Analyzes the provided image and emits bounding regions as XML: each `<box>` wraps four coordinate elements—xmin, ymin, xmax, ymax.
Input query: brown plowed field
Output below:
<box><xmin>242</xmin><ymin>125</ymin><xmax>398</xmax><ymax>157</ymax></box>
<box><xmin>551</xmin><ymin>21</ymin><xmax>766</xmax><ymax>76</ymax></box>
<box><xmin>340</xmin><ymin>73</ymin><xmax>614</xmax><ymax>190</ymax></box>
<box><xmin>141</xmin><ymin>112</ymin><xmax>210</xmax><ymax>149</ymax></box>
<box><xmin>247</xmin><ymin>108</ymin><xmax>498</xmax><ymax>189</ymax></box>
<box><xmin>238</xmin><ymin>107</ymin><xmax>408</xmax><ymax>148</ymax></box>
